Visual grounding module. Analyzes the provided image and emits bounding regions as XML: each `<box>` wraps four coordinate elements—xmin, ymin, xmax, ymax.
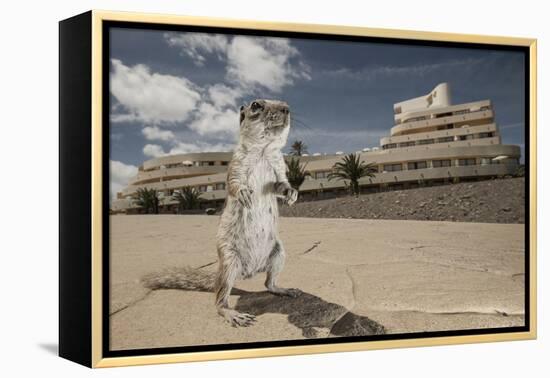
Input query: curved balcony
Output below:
<box><xmin>299</xmin><ymin>162</ymin><xmax>519</xmax><ymax>192</ymax></box>
<box><xmin>390</xmin><ymin>110</ymin><xmax>493</xmax><ymax>137</ymax></box>
<box><xmin>120</xmin><ymin>173</ymin><xmax>227</xmax><ymax>197</ymax></box>
<box><xmin>142</xmin><ymin>152</ymin><xmax>233</xmax><ymax>171</ymax></box>
<box><xmin>394</xmin><ymin>99</ymin><xmax>491</xmax><ymax>125</ymax></box>
<box><xmin>380</xmin><ymin>123</ymin><xmax>498</xmax><ymax>147</ymax></box>
<box><xmin>303</xmin><ymin>144</ymin><xmax>519</xmax><ymax>173</ymax></box>
<box><xmin>130</xmin><ymin>165</ymin><xmax>227</xmax><ymax>185</ymax></box>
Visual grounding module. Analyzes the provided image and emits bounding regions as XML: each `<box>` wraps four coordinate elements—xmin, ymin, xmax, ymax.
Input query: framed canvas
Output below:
<box><xmin>59</xmin><ymin>10</ymin><xmax>537</xmax><ymax>368</ymax></box>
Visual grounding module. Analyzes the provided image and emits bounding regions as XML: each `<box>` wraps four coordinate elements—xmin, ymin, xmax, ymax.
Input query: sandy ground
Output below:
<box><xmin>109</xmin><ymin>215</ymin><xmax>525</xmax><ymax>351</ymax></box>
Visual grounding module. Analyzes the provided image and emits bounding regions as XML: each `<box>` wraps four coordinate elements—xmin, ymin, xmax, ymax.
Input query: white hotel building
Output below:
<box><xmin>111</xmin><ymin>83</ymin><xmax>521</xmax><ymax>213</ymax></box>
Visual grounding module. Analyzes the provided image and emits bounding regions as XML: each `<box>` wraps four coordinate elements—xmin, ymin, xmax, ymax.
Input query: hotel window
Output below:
<box><xmin>432</xmin><ymin>159</ymin><xmax>451</xmax><ymax>168</ymax></box>
<box><xmin>454</xmin><ymin>109</ymin><xmax>470</xmax><ymax>115</ymax></box>
<box><xmin>399</xmin><ymin>141</ymin><xmax>415</xmax><ymax>147</ymax></box>
<box><xmin>383</xmin><ymin>163</ymin><xmax>403</xmax><ymax>172</ymax></box>
<box><xmin>407</xmin><ymin>161</ymin><xmax>427</xmax><ymax>170</ymax></box>
<box><xmin>437</xmin><ymin>124</ymin><xmax>454</xmax><ymax>130</ymax></box>
<box><xmin>438</xmin><ymin>136</ymin><xmax>454</xmax><ymax>143</ymax></box>
<box><xmin>418</xmin><ymin>139</ymin><xmax>434</xmax><ymax>145</ymax></box>
<box><xmin>221</xmin><ymin>161</ymin><xmax>229</xmax><ymax>166</ymax></box>
<box><xmin>458</xmin><ymin>134</ymin><xmax>474</xmax><ymax>141</ymax></box>
<box><xmin>435</xmin><ymin>112</ymin><xmax>453</xmax><ymax>118</ymax></box>
<box><xmin>198</xmin><ymin>185</ymin><xmax>207</xmax><ymax>192</ymax></box>
<box><xmin>480</xmin><ymin>158</ymin><xmax>493</xmax><ymax>165</ymax></box>
<box><xmin>458</xmin><ymin>158</ymin><xmax>476</xmax><ymax>166</ymax></box>
<box><xmin>315</xmin><ymin>171</ymin><xmax>330</xmax><ymax>179</ymax></box>
<box><xmin>403</xmin><ymin>116</ymin><xmax>427</xmax><ymax>123</ymax></box>
<box><xmin>383</xmin><ymin>143</ymin><xmax>397</xmax><ymax>150</ymax></box>
<box><xmin>478</xmin><ymin>132</ymin><xmax>494</xmax><ymax>139</ymax></box>
<box><xmin>215</xmin><ymin>183</ymin><xmax>226</xmax><ymax>190</ymax></box>
<box><xmin>479</xmin><ymin>106</ymin><xmax>491</xmax><ymax>111</ymax></box>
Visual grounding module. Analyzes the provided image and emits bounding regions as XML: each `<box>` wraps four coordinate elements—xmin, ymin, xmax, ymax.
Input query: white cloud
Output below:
<box><xmin>188</xmin><ymin>102</ymin><xmax>239</xmax><ymax>136</ymax></box>
<box><xmin>143</xmin><ymin>144</ymin><xmax>167</xmax><ymax>158</ymax></box>
<box><xmin>111</xmin><ymin>34</ymin><xmax>310</xmax><ymax>164</ymax></box>
<box><xmin>226</xmin><ymin>36</ymin><xmax>310</xmax><ymax>92</ymax></box>
<box><xmin>143</xmin><ymin>142</ymin><xmax>235</xmax><ymax>158</ymax></box>
<box><xmin>163</xmin><ymin>33</ymin><xmax>310</xmax><ymax>93</ymax></box>
<box><xmin>110</xmin><ymin>59</ymin><xmax>201</xmax><ymax>124</ymax></box>
<box><xmin>170</xmin><ymin>141</ymin><xmax>235</xmax><ymax>154</ymax></box>
<box><xmin>110</xmin><ymin>160</ymin><xmax>138</xmax><ymax>201</ymax></box>
<box><xmin>142</xmin><ymin>126</ymin><xmax>175</xmax><ymax>141</ymax></box>
<box><xmin>110</xmin><ymin>113</ymin><xmax>140</xmax><ymax>123</ymax></box>
<box><xmin>324</xmin><ymin>58</ymin><xmax>485</xmax><ymax>81</ymax></box>
<box><xmin>208</xmin><ymin>84</ymin><xmax>242</xmax><ymax>108</ymax></box>
<box><xmin>164</xmin><ymin>32</ymin><xmax>228</xmax><ymax>66</ymax></box>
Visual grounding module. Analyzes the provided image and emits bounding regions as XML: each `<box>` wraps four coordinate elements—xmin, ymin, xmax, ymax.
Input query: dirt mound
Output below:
<box><xmin>281</xmin><ymin>177</ymin><xmax>525</xmax><ymax>224</ymax></box>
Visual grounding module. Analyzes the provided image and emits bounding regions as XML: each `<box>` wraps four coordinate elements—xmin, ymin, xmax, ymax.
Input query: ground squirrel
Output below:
<box><xmin>142</xmin><ymin>99</ymin><xmax>300</xmax><ymax>327</ymax></box>
<box><xmin>215</xmin><ymin>99</ymin><xmax>300</xmax><ymax>327</ymax></box>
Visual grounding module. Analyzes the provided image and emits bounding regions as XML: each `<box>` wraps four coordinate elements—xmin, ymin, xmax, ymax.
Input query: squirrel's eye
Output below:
<box><xmin>251</xmin><ymin>101</ymin><xmax>263</xmax><ymax>111</ymax></box>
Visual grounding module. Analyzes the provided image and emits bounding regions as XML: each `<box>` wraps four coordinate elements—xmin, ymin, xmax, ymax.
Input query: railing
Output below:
<box><xmin>391</xmin><ymin>109</ymin><xmax>493</xmax><ymax>137</ymax></box>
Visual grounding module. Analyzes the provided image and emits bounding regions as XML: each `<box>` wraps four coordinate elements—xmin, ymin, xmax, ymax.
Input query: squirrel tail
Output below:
<box><xmin>142</xmin><ymin>266</ymin><xmax>216</xmax><ymax>292</ymax></box>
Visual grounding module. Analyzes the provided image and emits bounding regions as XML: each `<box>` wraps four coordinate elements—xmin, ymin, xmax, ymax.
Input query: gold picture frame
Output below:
<box><xmin>59</xmin><ymin>9</ymin><xmax>537</xmax><ymax>368</ymax></box>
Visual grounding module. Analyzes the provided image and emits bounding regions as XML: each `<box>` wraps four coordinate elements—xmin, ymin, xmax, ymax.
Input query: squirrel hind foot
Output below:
<box><xmin>267</xmin><ymin>287</ymin><xmax>302</xmax><ymax>298</ymax></box>
<box><xmin>220</xmin><ymin>308</ymin><xmax>257</xmax><ymax>327</ymax></box>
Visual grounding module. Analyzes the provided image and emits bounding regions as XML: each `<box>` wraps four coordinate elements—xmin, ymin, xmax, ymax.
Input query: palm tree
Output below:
<box><xmin>327</xmin><ymin>153</ymin><xmax>377</xmax><ymax>196</ymax></box>
<box><xmin>173</xmin><ymin>186</ymin><xmax>202</xmax><ymax>212</ymax></box>
<box><xmin>289</xmin><ymin>140</ymin><xmax>308</xmax><ymax>156</ymax></box>
<box><xmin>135</xmin><ymin>188</ymin><xmax>160</xmax><ymax>214</ymax></box>
<box><xmin>286</xmin><ymin>157</ymin><xmax>310</xmax><ymax>190</ymax></box>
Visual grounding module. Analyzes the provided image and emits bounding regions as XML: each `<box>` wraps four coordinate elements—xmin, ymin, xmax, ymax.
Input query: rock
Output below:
<box><xmin>330</xmin><ymin>312</ymin><xmax>386</xmax><ymax>337</ymax></box>
<box><xmin>501</xmin><ymin>207</ymin><xmax>512</xmax><ymax>212</ymax></box>
<box><xmin>205</xmin><ymin>208</ymin><xmax>217</xmax><ymax>215</ymax></box>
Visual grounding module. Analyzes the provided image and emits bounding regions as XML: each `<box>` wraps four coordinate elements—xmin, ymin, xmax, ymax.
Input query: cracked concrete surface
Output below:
<box><xmin>109</xmin><ymin>215</ymin><xmax>525</xmax><ymax>351</ymax></box>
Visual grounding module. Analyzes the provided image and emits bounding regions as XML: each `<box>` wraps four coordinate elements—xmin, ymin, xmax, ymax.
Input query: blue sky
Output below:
<box><xmin>109</xmin><ymin>27</ymin><xmax>526</xmax><ymax>199</ymax></box>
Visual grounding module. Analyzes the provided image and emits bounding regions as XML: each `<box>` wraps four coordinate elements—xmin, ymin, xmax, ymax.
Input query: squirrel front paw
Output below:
<box><xmin>237</xmin><ymin>187</ymin><xmax>253</xmax><ymax>208</ymax></box>
<box><xmin>283</xmin><ymin>187</ymin><xmax>298</xmax><ymax>206</ymax></box>
<box><xmin>274</xmin><ymin>182</ymin><xmax>298</xmax><ymax>206</ymax></box>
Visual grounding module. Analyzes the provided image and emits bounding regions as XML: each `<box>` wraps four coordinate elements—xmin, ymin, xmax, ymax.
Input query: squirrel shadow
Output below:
<box><xmin>141</xmin><ymin>267</ymin><xmax>385</xmax><ymax>338</ymax></box>
<box><xmin>231</xmin><ymin>288</ymin><xmax>386</xmax><ymax>338</ymax></box>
